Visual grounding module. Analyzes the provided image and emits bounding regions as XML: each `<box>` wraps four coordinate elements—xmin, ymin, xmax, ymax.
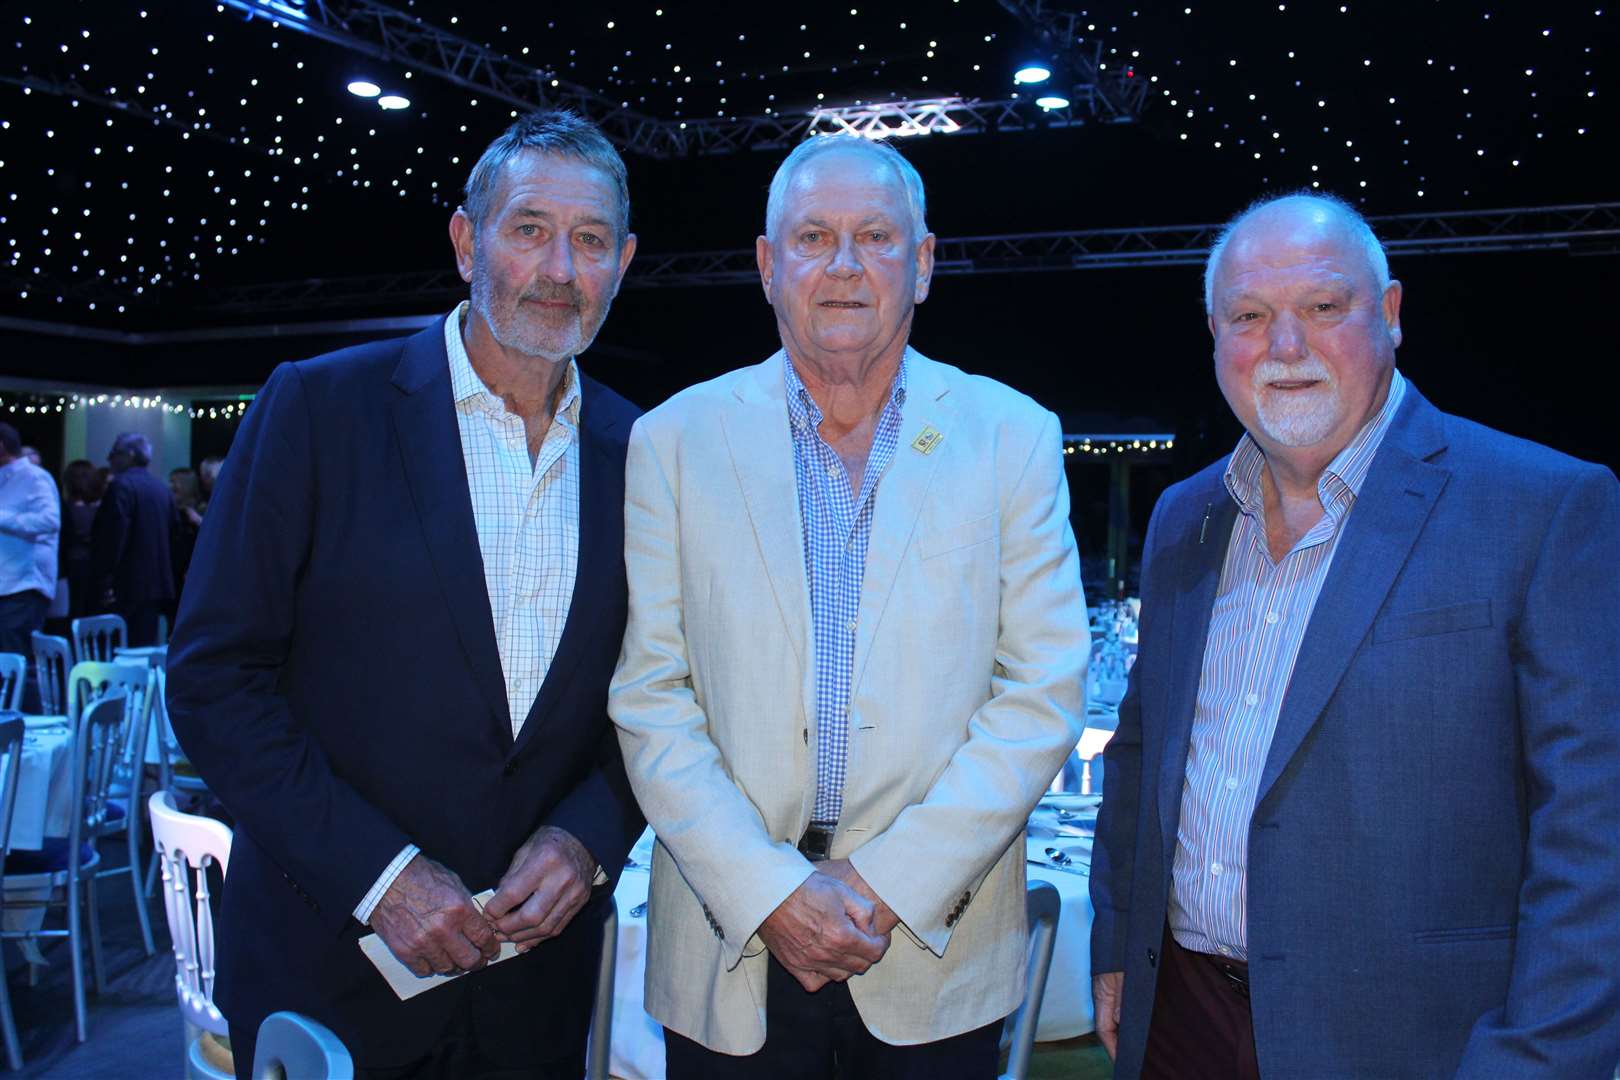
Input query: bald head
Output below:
<box><xmin>1204</xmin><ymin>193</ymin><xmax>1390</xmax><ymax>314</ymax></box>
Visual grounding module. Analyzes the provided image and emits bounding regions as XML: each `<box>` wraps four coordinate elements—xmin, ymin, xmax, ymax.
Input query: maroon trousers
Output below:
<box><xmin>1141</xmin><ymin>927</ymin><xmax>1261</xmax><ymax>1080</ymax></box>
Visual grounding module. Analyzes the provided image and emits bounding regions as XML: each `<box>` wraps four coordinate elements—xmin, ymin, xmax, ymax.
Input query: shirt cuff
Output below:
<box><xmin>353</xmin><ymin>844</ymin><xmax>420</xmax><ymax>924</ymax></box>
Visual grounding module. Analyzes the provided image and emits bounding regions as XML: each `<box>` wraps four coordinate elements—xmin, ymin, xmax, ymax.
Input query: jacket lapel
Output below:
<box><xmin>1255</xmin><ymin>388</ymin><xmax>1451</xmax><ymax>805</ymax></box>
<box><xmin>509</xmin><ymin>383</ymin><xmax>624</xmax><ymax>759</ymax></box>
<box><xmin>389</xmin><ymin>316</ymin><xmax>510</xmax><ymax>741</ymax></box>
<box><xmin>1158</xmin><ymin>475</ymin><xmax>1238</xmax><ymax>864</ymax></box>
<box><xmin>850</xmin><ymin>350</ymin><xmax>954</xmax><ymax>694</ymax></box>
<box><xmin>720</xmin><ymin>355</ymin><xmax>812</xmax><ymax>682</ymax></box>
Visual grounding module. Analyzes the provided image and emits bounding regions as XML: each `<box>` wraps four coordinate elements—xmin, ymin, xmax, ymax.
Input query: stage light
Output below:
<box><xmin>1014</xmin><ymin>64</ymin><xmax>1052</xmax><ymax>85</ymax></box>
<box><xmin>378</xmin><ymin>95</ymin><xmax>411</xmax><ymax>110</ymax></box>
<box><xmin>1036</xmin><ymin>94</ymin><xmax>1070</xmax><ymax>110</ymax></box>
<box><xmin>347</xmin><ymin>80</ymin><xmax>381</xmax><ymax>98</ymax></box>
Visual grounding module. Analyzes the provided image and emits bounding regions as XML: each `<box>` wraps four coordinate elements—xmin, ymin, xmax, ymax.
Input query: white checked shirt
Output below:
<box><xmin>355</xmin><ymin>302</ymin><xmax>583</xmax><ymax>922</ymax></box>
<box><xmin>1170</xmin><ymin>371</ymin><xmax>1407</xmax><ymax>961</ymax></box>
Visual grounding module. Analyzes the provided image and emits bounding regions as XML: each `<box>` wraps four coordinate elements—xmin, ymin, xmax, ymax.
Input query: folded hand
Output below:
<box><xmin>483</xmin><ymin>826</ymin><xmax>598</xmax><ymax>952</ymax></box>
<box><xmin>370</xmin><ymin>855</ymin><xmax>500</xmax><ymax>978</ymax></box>
<box><xmin>758</xmin><ymin>873</ymin><xmax>890</xmax><ymax>992</ymax></box>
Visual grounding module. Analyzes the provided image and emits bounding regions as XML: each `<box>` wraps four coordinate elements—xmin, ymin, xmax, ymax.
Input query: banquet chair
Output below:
<box><xmin>251</xmin><ymin>1012</ymin><xmax>354</xmax><ymax>1080</ymax></box>
<box><xmin>67</xmin><ymin>661</ymin><xmax>158</xmax><ymax>956</ymax></box>
<box><xmin>71</xmin><ymin>615</ymin><xmax>128</xmax><ymax>666</ymax></box>
<box><xmin>149</xmin><ymin>790</ymin><xmax>234</xmax><ymax>1080</ymax></box>
<box><xmin>29</xmin><ymin>633</ymin><xmax>71</xmax><ymax>718</ymax></box>
<box><xmin>1</xmin><ymin>692</ymin><xmax>127</xmax><ymax>1043</ymax></box>
<box><xmin>0</xmin><ymin>655</ymin><xmax>24</xmax><ymax>713</ymax></box>
<box><xmin>144</xmin><ymin>665</ymin><xmax>210</xmax><ymax>899</ymax></box>
<box><xmin>585</xmin><ymin>902</ymin><xmax>618</xmax><ymax>1080</ymax></box>
<box><xmin>997</xmin><ymin>880</ymin><xmax>1061</xmax><ymax>1080</ymax></box>
<box><xmin>0</xmin><ymin>718</ymin><xmax>26</xmax><ymax>1070</ymax></box>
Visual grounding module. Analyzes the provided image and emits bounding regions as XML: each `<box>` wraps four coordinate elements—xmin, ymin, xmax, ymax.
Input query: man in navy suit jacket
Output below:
<box><xmin>91</xmin><ymin>432</ymin><xmax>176</xmax><ymax>645</ymax></box>
<box><xmin>1090</xmin><ymin>193</ymin><xmax>1620</xmax><ymax>1078</ymax></box>
<box><xmin>167</xmin><ymin>110</ymin><xmax>644</xmax><ymax>1079</ymax></box>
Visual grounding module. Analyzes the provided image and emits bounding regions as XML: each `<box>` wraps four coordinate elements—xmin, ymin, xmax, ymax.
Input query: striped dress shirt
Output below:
<box><xmin>1170</xmin><ymin>371</ymin><xmax>1407</xmax><ymax>960</ymax></box>
<box><xmin>785</xmin><ymin>354</ymin><xmax>907</xmax><ymax>825</ymax></box>
<box><xmin>354</xmin><ymin>302</ymin><xmax>583</xmax><ymax>922</ymax></box>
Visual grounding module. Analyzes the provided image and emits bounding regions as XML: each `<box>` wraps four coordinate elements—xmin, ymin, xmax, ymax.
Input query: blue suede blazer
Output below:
<box><xmin>166</xmin><ymin>317</ymin><xmax>645</xmax><ymax>1069</ymax></box>
<box><xmin>1091</xmin><ymin>385</ymin><xmax>1620</xmax><ymax>1078</ymax></box>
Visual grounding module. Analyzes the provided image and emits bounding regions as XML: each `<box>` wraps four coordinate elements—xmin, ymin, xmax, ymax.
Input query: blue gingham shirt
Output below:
<box><xmin>1171</xmin><ymin>371</ymin><xmax>1407</xmax><ymax>960</ymax></box>
<box><xmin>784</xmin><ymin>354</ymin><xmax>908</xmax><ymax>825</ymax></box>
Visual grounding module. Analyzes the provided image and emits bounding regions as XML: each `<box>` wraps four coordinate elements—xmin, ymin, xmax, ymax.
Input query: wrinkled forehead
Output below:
<box><xmin>782</xmin><ymin>150</ymin><xmax>909</xmax><ymax>222</ymax></box>
<box><xmin>1216</xmin><ymin>210</ymin><xmax>1378</xmax><ymax>295</ymax></box>
<box><xmin>490</xmin><ymin>152</ymin><xmax>622</xmax><ymax>219</ymax></box>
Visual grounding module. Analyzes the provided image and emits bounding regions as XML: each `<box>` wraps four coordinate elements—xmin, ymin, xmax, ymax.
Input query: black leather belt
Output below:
<box><xmin>796</xmin><ymin>823</ymin><xmax>835</xmax><ymax>862</ymax></box>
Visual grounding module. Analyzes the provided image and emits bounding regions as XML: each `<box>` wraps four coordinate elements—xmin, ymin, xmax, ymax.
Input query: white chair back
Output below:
<box><xmin>148</xmin><ymin>791</ymin><xmax>232</xmax><ymax>1036</ymax></box>
<box><xmin>998</xmin><ymin>880</ymin><xmax>1062</xmax><ymax>1080</ymax></box>
<box><xmin>252</xmin><ymin>1012</ymin><xmax>354</xmax><ymax>1080</ymax></box>
<box><xmin>0</xmin><ymin>654</ymin><xmax>24</xmax><ymax>713</ymax></box>
<box><xmin>71</xmin><ymin>614</ymin><xmax>128</xmax><ymax>665</ymax></box>
<box><xmin>30</xmin><ymin>632</ymin><xmax>71</xmax><ymax>716</ymax></box>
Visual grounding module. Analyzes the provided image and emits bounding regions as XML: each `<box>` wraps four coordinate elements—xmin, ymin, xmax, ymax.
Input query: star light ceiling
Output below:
<box><xmin>0</xmin><ymin>2</ymin><xmax>1611</xmax><ymax>327</ymax></box>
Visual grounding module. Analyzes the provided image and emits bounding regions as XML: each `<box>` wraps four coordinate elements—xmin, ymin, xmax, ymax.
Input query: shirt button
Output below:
<box><xmin>1245</xmin><ymin>692</ymin><xmax>1259</xmax><ymax>707</ymax></box>
<box><xmin>845</xmin><ymin>619</ymin><xmax>858</xmax><ymax>633</ymax></box>
<box><xmin>1217</xmin><ymin>945</ymin><xmax>1232</xmax><ymax>956</ymax></box>
<box><xmin>1265</xmin><ymin>611</ymin><xmax>1279</xmax><ymax>625</ymax></box>
<box><xmin>1211</xmin><ymin>862</ymin><xmax>1223</xmax><ymax>876</ymax></box>
<box><xmin>1225</xmin><ymin>776</ymin><xmax>1239</xmax><ymax>791</ymax></box>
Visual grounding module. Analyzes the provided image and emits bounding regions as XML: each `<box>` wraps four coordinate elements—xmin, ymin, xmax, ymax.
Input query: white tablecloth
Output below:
<box><xmin>605</xmin><ymin>820</ymin><xmax>1097</xmax><ymax>1078</ymax></box>
<box><xmin>9</xmin><ymin>722</ymin><xmax>73</xmax><ymax>851</ymax></box>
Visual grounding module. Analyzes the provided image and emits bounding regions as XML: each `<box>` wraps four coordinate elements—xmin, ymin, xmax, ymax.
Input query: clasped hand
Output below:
<box><xmin>758</xmin><ymin>860</ymin><xmax>895</xmax><ymax>992</ymax></box>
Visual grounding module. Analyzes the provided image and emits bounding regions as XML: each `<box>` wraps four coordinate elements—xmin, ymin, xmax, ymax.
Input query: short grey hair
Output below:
<box><xmin>112</xmin><ymin>432</ymin><xmax>153</xmax><ymax>466</ymax></box>
<box><xmin>461</xmin><ymin>109</ymin><xmax>630</xmax><ymax>237</ymax></box>
<box><xmin>765</xmin><ymin>136</ymin><xmax>929</xmax><ymax>243</ymax></box>
<box><xmin>1204</xmin><ymin>191</ymin><xmax>1390</xmax><ymax>313</ymax></box>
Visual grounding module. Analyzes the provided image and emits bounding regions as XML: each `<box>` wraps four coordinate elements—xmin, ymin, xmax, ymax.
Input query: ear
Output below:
<box><xmin>755</xmin><ymin>235</ymin><xmax>775</xmax><ymax>303</ymax></box>
<box><xmin>1382</xmin><ymin>279</ymin><xmax>1403</xmax><ymax>349</ymax></box>
<box><xmin>612</xmin><ymin>232</ymin><xmax>638</xmax><ymax>294</ymax></box>
<box><xmin>912</xmin><ymin>232</ymin><xmax>937</xmax><ymax>303</ymax></box>
<box><xmin>450</xmin><ymin>209</ymin><xmax>477</xmax><ymax>284</ymax></box>
<box><xmin>1207</xmin><ymin>312</ymin><xmax>1218</xmax><ymax>340</ymax></box>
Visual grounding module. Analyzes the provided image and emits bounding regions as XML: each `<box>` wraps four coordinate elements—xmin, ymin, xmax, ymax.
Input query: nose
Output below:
<box><xmin>540</xmin><ymin>235</ymin><xmax>576</xmax><ymax>284</ymax></box>
<box><xmin>1268</xmin><ymin>311</ymin><xmax>1306</xmax><ymax>362</ymax></box>
<box><xmin>826</xmin><ymin>233</ymin><xmax>862</xmax><ymax>280</ymax></box>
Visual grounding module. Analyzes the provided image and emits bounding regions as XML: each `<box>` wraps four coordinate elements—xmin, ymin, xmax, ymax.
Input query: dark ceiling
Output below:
<box><xmin>2</xmin><ymin>1</ymin><xmax>1616</xmax><ymax>470</ymax></box>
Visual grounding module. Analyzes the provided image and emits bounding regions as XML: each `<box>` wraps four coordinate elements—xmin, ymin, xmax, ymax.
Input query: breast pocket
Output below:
<box><xmin>915</xmin><ymin>513</ymin><xmax>998</xmax><ymax>560</ymax></box>
<box><xmin>1371</xmin><ymin>599</ymin><xmax>1493</xmax><ymax>644</ymax></box>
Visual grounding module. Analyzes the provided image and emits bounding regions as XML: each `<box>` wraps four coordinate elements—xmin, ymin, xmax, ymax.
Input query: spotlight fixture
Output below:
<box><xmin>378</xmin><ymin>95</ymin><xmax>411</xmax><ymax>110</ymax></box>
<box><xmin>346</xmin><ymin>80</ymin><xmax>381</xmax><ymax>98</ymax></box>
<box><xmin>1014</xmin><ymin>64</ymin><xmax>1052</xmax><ymax>85</ymax></box>
<box><xmin>1035</xmin><ymin>94</ymin><xmax>1071</xmax><ymax>110</ymax></box>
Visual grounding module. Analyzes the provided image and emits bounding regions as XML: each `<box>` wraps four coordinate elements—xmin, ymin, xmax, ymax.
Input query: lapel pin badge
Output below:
<box><xmin>911</xmin><ymin>425</ymin><xmax>943</xmax><ymax>455</ymax></box>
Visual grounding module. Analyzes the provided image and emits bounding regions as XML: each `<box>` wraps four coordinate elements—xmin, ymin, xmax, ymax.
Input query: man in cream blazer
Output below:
<box><xmin>610</xmin><ymin>135</ymin><xmax>1087</xmax><ymax>1078</ymax></box>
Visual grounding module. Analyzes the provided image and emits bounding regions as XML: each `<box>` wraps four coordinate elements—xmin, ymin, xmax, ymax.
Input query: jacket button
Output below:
<box><xmin>503</xmin><ymin>761</ymin><xmax>517</xmax><ymax>777</ymax></box>
<box><xmin>1147</xmin><ymin>947</ymin><xmax>1158</xmax><ymax>967</ymax></box>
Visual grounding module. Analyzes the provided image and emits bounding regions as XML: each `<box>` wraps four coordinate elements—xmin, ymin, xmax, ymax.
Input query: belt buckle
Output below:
<box><xmin>796</xmin><ymin>824</ymin><xmax>834</xmax><ymax>862</ymax></box>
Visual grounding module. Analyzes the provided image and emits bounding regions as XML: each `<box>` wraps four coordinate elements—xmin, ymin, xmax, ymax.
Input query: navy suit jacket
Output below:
<box><xmin>166</xmin><ymin>317</ymin><xmax>645</xmax><ymax>1068</ymax></box>
<box><xmin>91</xmin><ymin>464</ymin><xmax>176</xmax><ymax>609</ymax></box>
<box><xmin>1091</xmin><ymin>385</ymin><xmax>1620</xmax><ymax>1078</ymax></box>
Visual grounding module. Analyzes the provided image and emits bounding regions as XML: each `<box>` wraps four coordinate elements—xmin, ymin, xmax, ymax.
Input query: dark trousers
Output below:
<box><xmin>0</xmin><ymin>589</ymin><xmax>48</xmax><ymax>712</ymax></box>
<box><xmin>228</xmin><ymin>996</ymin><xmax>587</xmax><ymax>1080</ymax></box>
<box><xmin>118</xmin><ymin>599</ymin><xmax>166</xmax><ymax>646</ymax></box>
<box><xmin>1142</xmin><ymin>926</ymin><xmax>1261</xmax><ymax>1080</ymax></box>
<box><xmin>664</xmin><ymin>954</ymin><xmax>1004</xmax><ymax>1080</ymax></box>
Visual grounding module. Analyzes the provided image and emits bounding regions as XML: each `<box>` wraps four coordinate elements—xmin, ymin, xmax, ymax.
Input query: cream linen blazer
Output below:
<box><xmin>609</xmin><ymin>349</ymin><xmax>1087</xmax><ymax>1054</ymax></box>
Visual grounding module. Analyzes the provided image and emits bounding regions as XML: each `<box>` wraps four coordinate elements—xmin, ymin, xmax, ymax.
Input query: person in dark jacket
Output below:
<box><xmin>90</xmin><ymin>432</ymin><xmax>176</xmax><ymax>645</ymax></box>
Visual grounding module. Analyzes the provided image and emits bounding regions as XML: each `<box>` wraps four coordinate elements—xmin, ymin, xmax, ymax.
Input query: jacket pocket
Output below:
<box><xmin>1411</xmin><ymin>923</ymin><xmax>1514</xmax><ymax>944</ymax></box>
<box><xmin>1371</xmin><ymin>599</ymin><xmax>1492</xmax><ymax>644</ymax></box>
<box><xmin>915</xmin><ymin>513</ymin><xmax>998</xmax><ymax>560</ymax></box>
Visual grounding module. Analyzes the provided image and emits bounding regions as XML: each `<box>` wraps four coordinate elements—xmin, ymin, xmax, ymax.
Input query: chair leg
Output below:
<box><xmin>69</xmin><ymin>875</ymin><xmax>89</xmax><ymax>1043</ymax></box>
<box><xmin>144</xmin><ymin>849</ymin><xmax>161</xmax><ymax>900</ymax></box>
<box><xmin>127</xmin><ymin>826</ymin><xmax>155</xmax><ymax>956</ymax></box>
<box><xmin>85</xmin><ymin>876</ymin><xmax>106</xmax><ymax>998</ymax></box>
<box><xmin>0</xmin><ymin>964</ymin><xmax>23</xmax><ymax>1071</ymax></box>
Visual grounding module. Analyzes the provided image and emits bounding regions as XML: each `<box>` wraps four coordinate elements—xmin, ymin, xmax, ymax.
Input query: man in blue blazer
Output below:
<box><xmin>1090</xmin><ymin>192</ymin><xmax>1620</xmax><ymax>1078</ymax></box>
<box><xmin>167</xmin><ymin>110</ymin><xmax>644</xmax><ymax>1078</ymax></box>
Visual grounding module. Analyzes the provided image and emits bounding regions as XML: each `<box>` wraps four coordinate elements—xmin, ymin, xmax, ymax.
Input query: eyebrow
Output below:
<box><xmin>511</xmin><ymin>207</ymin><xmax>616</xmax><ymax>231</ymax></box>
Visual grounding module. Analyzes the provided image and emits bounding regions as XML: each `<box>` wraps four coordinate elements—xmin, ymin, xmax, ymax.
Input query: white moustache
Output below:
<box><xmin>1253</xmin><ymin>361</ymin><xmax>1333</xmax><ymax>386</ymax></box>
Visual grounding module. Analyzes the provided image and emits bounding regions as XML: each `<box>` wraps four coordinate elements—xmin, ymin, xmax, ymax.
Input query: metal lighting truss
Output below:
<box><xmin>181</xmin><ymin>203</ymin><xmax>1620</xmax><ymax>314</ymax></box>
<box><xmin>996</xmin><ymin>0</ymin><xmax>1150</xmax><ymax>122</ymax></box>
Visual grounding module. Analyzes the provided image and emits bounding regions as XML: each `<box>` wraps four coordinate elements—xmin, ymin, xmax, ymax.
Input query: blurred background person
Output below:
<box><xmin>91</xmin><ymin>431</ymin><xmax>177</xmax><ymax>645</ymax></box>
<box><xmin>59</xmin><ymin>458</ymin><xmax>103</xmax><ymax>619</ymax></box>
<box><xmin>0</xmin><ymin>422</ymin><xmax>60</xmax><ymax>711</ymax></box>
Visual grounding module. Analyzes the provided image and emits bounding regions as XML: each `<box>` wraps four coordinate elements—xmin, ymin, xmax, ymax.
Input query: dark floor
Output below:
<box><xmin>5</xmin><ymin>839</ymin><xmax>185</xmax><ymax>1078</ymax></box>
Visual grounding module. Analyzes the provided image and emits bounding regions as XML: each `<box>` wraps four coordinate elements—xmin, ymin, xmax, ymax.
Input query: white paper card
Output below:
<box><xmin>358</xmin><ymin>889</ymin><xmax>521</xmax><ymax>1001</ymax></box>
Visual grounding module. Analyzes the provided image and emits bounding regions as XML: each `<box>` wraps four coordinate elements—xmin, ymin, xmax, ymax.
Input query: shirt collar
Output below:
<box><xmin>1224</xmin><ymin>368</ymin><xmax>1408</xmax><ymax>516</ymax></box>
<box><xmin>783</xmin><ymin>351</ymin><xmax>909</xmax><ymax>433</ymax></box>
<box><xmin>445</xmin><ymin>301</ymin><xmax>583</xmax><ymax>425</ymax></box>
